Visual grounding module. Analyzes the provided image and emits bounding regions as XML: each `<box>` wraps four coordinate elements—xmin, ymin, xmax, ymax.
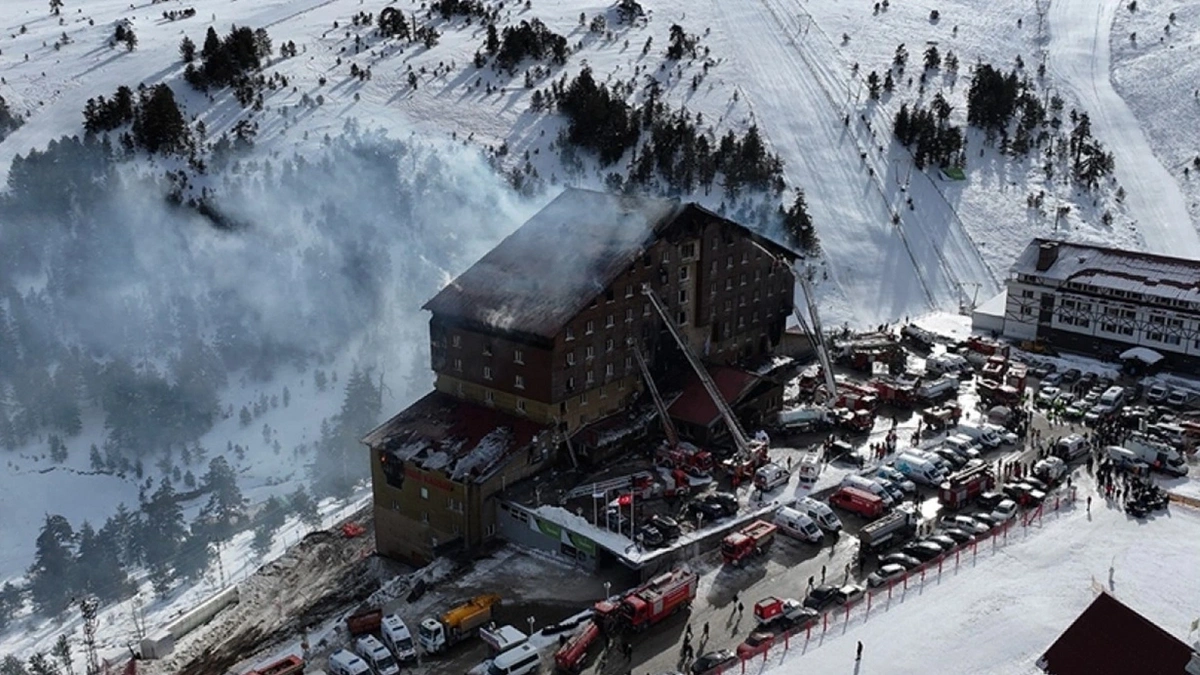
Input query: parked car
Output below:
<box><xmin>736</xmin><ymin>632</ymin><xmax>775</xmax><ymax>660</ymax></box>
<box><xmin>1079</xmin><ymin>371</ymin><xmax>1098</xmax><ymax>387</ymax></box>
<box><xmin>691</xmin><ymin>650</ymin><xmax>738</xmax><ymax>675</ymax></box>
<box><xmin>971</xmin><ymin>512</ymin><xmax>1001</xmax><ymax>529</ymax></box>
<box><xmin>924</xmin><ymin>534</ymin><xmax>958</xmax><ymax>551</ymax></box>
<box><xmin>991</xmin><ymin>499</ymin><xmax>1019</xmax><ymax>522</ymax></box>
<box><xmin>1002</xmin><ymin>482</ymin><xmax>1046</xmax><ymax>506</ymax></box>
<box><xmin>1042</xmin><ymin>372</ymin><xmax>1064</xmax><ymax>386</ymax></box>
<box><xmin>803</xmin><ymin>585</ymin><xmax>840</xmax><ymax>610</ymax></box>
<box><xmin>874</xmin><ymin>478</ymin><xmax>906</xmax><ymax>503</ymax></box>
<box><xmin>637</xmin><ymin>524</ymin><xmax>665</xmax><ymax>548</ymax></box>
<box><xmin>866</xmin><ymin>563</ymin><xmax>908</xmax><ymax>588</ymax></box>
<box><xmin>1033</xmin><ymin>457</ymin><xmax>1068</xmax><ymax>483</ymax></box>
<box><xmin>939</xmin><ymin>514</ymin><xmax>990</xmax><ymax>534</ymax></box>
<box><xmin>875</xmin><ymin>466</ymin><xmax>917</xmax><ymax>494</ymax></box>
<box><xmin>1022</xmin><ymin>476</ymin><xmax>1050</xmax><ymax>493</ymax></box>
<box><xmin>687</xmin><ymin>500</ymin><xmax>726</xmax><ymax>521</ymax></box>
<box><xmin>938</xmin><ymin>527</ymin><xmax>974</xmax><ymax>544</ymax></box>
<box><xmin>1061</xmin><ymin>368</ymin><xmax>1082</xmax><ymax>383</ymax></box>
<box><xmin>877</xmin><ymin>552</ymin><xmax>922</xmax><ymax>570</ymax></box>
<box><xmin>932</xmin><ymin>448</ymin><xmax>967</xmax><ymax>470</ymax></box>
<box><xmin>1037</xmin><ymin>386</ymin><xmax>1062</xmax><ymax>406</ymax></box>
<box><xmin>976</xmin><ymin>491</ymin><xmax>1006</xmax><ymax>510</ymax></box>
<box><xmin>649</xmin><ymin>515</ymin><xmax>682</xmax><ymax>541</ymax></box>
<box><xmin>1063</xmin><ymin>404</ymin><xmax>1087</xmax><ymax>420</ymax></box>
<box><xmin>900</xmin><ymin>540</ymin><xmax>945</xmax><ymax>562</ymax></box>
<box><xmin>1147</xmin><ymin>383</ymin><xmax>1170</xmax><ymax>404</ymax></box>
<box><xmin>707</xmin><ymin>492</ymin><xmax>740</xmax><ymax>516</ymax></box>
<box><xmin>1030</xmin><ymin>363</ymin><xmax>1055</xmax><ymax>379</ymax></box>
<box><xmin>833</xmin><ymin>584</ymin><xmax>865</xmax><ymax>605</ymax></box>
<box><xmin>1167</xmin><ymin>389</ymin><xmax>1191</xmax><ymax>408</ymax></box>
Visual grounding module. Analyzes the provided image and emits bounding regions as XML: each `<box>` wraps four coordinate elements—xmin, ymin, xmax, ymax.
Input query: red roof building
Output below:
<box><xmin>1038</xmin><ymin>592</ymin><xmax>1199</xmax><ymax>675</ymax></box>
<box><xmin>667</xmin><ymin>365</ymin><xmax>781</xmax><ymax>442</ymax></box>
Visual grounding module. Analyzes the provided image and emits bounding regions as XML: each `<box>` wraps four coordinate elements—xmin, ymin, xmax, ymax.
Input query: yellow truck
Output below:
<box><xmin>417</xmin><ymin>594</ymin><xmax>501</xmax><ymax>654</ymax></box>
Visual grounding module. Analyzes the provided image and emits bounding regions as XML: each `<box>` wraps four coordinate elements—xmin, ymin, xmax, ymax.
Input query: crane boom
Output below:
<box><xmin>794</xmin><ymin>270</ymin><xmax>840</xmax><ymax>404</ymax></box>
<box><xmin>630</xmin><ymin>342</ymin><xmax>679</xmax><ymax>449</ymax></box>
<box><xmin>641</xmin><ymin>286</ymin><xmax>754</xmax><ymax>454</ymax></box>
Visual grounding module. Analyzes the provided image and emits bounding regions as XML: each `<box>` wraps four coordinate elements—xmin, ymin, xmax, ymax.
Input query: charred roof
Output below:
<box><xmin>361</xmin><ymin>392</ymin><xmax>550</xmax><ymax>484</ymax></box>
<box><xmin>423</xmin><ymin>188</ymin><xmax>795</xmax><ymax>339</ymax></box>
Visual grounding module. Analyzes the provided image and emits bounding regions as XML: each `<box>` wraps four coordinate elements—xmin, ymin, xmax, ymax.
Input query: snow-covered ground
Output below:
<box><xmin>750</xmin><ymin>476</ymin><xmax>1200</xmax><ymax>675</ymax></box>
<box><xmin>1110</xmin><ymin>0</ymin><xmax>1200</xmax><ymax>244</ymax></box>
<box><xmin>1048</xmin><ymin>0</ymin><xmax>1200</xmax><ymax>257</ymax></box>
<box><xmin>3</xmin><ymin>0</ymin><xmax>1200</xmax><ymax>666</ymax></box>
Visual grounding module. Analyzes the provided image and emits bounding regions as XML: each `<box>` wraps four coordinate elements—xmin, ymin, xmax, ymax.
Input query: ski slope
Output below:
<box><xmin>1047</xmin><ymin>0</ymin><xmax>1200</xmax><ymax>258</ymax></box>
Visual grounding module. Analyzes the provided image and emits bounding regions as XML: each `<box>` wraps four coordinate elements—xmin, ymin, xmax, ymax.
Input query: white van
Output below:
<box><xmin>774</xmin><ymin>506</ymin><xmax>822</xmax><ymax>543</ymax></box>
<box><xmin>380</xmin><ymin>614</ymin><xmax>417</xmax><ymax>663</ymax></box>
<box><xmin>1056</xmin><ymin>434</ymin><xmax>1091</xmax><ymax>460</ymax></box>
<box><xmin>1106</xmin><ymin>446</ymin><xmax>1145</xmax><ymax>471</ymax></box>
<box><xmin>754</xmin><ymin>463</ymin><xmax>789</xmax><ymax>492</ymax></box>
<box><xmin>840</xmin><ymin>475</ymin><xmax>894</xmax><ymax>507</ymax></box>
<box><xmin>798</xmin><ymin>497</ymin><xmax>843</xmax><ymax>532</ymax></box>
<box><xmin>356</xmin><ymin>635</ymin><xmax>399</xmax><ymax>675</ymax></box>
<box><xmin>1098</xmin><ymin>386</ymin><xmax>1125</xmax><ymax>410</ymax></box>
<box><xmin>486</xmin><ymin>643</ymin><xmax>540</xmax><ymax>675</ymax></box>
<box><xmin>328</xmin><ymin>650</ymin><xmax>371</xmax><ymax>675</ymax></box>
<box><xmin>944</xmin><ymin>435</ymin><xmax>982</xmax><ymax>459</ymax></box>
<box><xmin>894</xmin><ymin>453</ymin><xmax>945</xmax><ymax>487</ymax></box>
<box><xmin>954</xmin><ymin>423</ymin><xmax>1001</xmax><ymax>449</ymax></box>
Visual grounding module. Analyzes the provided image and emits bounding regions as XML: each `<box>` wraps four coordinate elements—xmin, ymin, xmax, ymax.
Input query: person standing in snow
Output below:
<box><xmin>856</xmin><ymin>641</ymin><xmax>863</xmax><ymax>661</ymax></box>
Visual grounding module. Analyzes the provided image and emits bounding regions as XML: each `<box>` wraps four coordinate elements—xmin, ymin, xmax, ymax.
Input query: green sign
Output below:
<box><xmin>535</xmin><ymin>517</ymin><xmax>562</xmax><ymax>540</ymax></box>
<box><xmin>568</xmin><ymin>531</ymin><xmax>596</xmax><ymax>556</ymax></box>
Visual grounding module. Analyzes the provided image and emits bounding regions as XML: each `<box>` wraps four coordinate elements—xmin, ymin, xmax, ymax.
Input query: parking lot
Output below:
<box><xmin>578</xmin><ymin>372</ymin><xmax>1101</xmax><ymax>675</ymax></box>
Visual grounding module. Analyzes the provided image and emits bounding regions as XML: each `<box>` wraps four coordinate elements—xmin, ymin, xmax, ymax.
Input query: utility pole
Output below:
<box><xmin>79</xmin><ymin>597</ymin><xmax>101</xmax><ymax>675</ymax></box>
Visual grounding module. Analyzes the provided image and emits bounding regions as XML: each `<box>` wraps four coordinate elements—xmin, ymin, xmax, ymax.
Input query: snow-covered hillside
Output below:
<box><xmin>1110</xmin><ymin>0</ymin><xmax>1200</xmax><ymax>251</ymax></box>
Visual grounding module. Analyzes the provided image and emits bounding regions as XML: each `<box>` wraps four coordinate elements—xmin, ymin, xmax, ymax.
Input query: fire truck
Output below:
<box><xmin>872</xmin><ymin>378</ymin><xmax>915</xmax><ymax>408</ymax></box>
<box><xmin>937</xmin><ymin>464</ymin><xmax>996</xmax><ymax>510</ymax></box>
<box><xmin>721</xmin><ymin>520</ymin><xmax>777</xmax><ymax>566</ymax></box>
<box><xmin>977</xmin><ymin>379</ymin><xmax>1022</xmax><ymax>407</ymax></box>
<box><xmin>553</xmin><ymin>620</ymin><xmax>601</xmax><ymax>672</ymax></box>
<box><xmin>594</xmin><ymin>568</ymin><xmax>699</xmax><ymax>632</ymax></box>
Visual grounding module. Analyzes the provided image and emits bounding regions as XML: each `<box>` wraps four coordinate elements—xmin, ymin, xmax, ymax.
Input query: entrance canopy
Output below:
<box><xmin>1119</xmin><ymin>346</ymin><xmax>1164</xmax><ymax>365</ymax></box>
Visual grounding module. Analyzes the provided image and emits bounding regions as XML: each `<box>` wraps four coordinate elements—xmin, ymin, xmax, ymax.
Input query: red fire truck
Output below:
<box><xmin>937</xmin><ymin>464</ymin><xmax>996</xmax><ymax>510</ymax></box>
<box><xmin>594</xmin><ymin>568</ymin><xmax>699</xmax><ymax>632</ymax></box>
<box><xmin>553</xmin><ymin>620</ymin><xmax>601</xmax><ymax>672</ymax></box>
<box><xmin>721</xmin><ymin>520</ymin><xmax>778</xmax><ymax>566</ymax></box>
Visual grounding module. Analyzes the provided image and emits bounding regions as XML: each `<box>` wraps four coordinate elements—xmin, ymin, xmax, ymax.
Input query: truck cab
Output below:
<box><xmin>721</xmin><ymin>520</ymin><xmax>777</xmax><ymax>565</ymax></box>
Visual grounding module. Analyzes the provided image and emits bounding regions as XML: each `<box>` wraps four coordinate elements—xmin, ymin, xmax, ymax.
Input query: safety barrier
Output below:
<box><xmin>718</xmin><ymin>487</ymin><xmax>1078</xmax><ymax>673</ymax></box>
<box><xmin>1168</xmin><ymin>491</ymin><xmax>1200</xmax><ymax>510</ymax></box>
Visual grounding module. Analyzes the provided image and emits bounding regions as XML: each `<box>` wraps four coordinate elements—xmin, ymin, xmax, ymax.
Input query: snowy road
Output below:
<box><xmin>1047</xmin><ymin>0</ymin><xmax>1200</xmax><ymax>257</ymax></box>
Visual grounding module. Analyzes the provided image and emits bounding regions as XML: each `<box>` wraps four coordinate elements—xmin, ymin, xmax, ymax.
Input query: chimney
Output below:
<box><xmin>1185</xmin><ymin>651</ymin><xmax>1200</xmax><ymax>675</ymax></box>
<box><xmin>1036</xmin><ymin>241</ymin><xmax>1059</xmax><ymax>272</ymax></box>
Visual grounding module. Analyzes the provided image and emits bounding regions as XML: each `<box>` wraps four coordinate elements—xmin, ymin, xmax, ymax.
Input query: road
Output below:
<box><xmin>1046</xmin><ymin>0</ymin><xmax>1200</xmax><ymax>257</ymax></box>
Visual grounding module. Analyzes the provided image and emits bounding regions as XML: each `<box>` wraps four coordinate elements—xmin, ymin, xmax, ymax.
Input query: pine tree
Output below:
<box><xmin>132</xmin><ymin>84</ymin><xmax>188</xmax><ymax>154</ymax></box>
<box><xmin>201</xmin><ymin>27</ymin><xmax>221</xmax><ymax>60</ymax></box>
<box><xmin>1</xmin><ymin>655</ymin><xmax>30</xmax><ymax>675</ymax></box>
<box><xmin>0</xmin><ymin>583</ymin><xmax>24</xmax><ymax>632</ymax></box>
<box><xmin>867</xmin><ymin>71</ymin><xmax>881</xmax><ymax>100</ymax></box>
<box><xmin>25</xmin><ymin>654</ymin><xmax>54</xmax><ymax>675</ymax></box>
<box><xmin>179</xmin><ymin>36</ymin><xmax>196</xmax><ymax>63</ymax></box>
<box><xmin>290</xmin><ymin>485</ymin><xmax>322</xmax><ymax>528</ymax></box>
<box><xmin>27</xmin><ymin>514</ymin><xmax>76</xmax><ymax>617</ymax></box>
<box><xmin>142</xmin><ymin>479</ymin><xmax>186</xmax><ymax>593</ymax></box>
<box><xmin>199</xmin><ymin>456</ymin><xmax>244</xmax><ymax>539</ymax></box>
<box><xmin>485</xmin><ymin>23</ymin><xmax>499</xmax><ymax>54</ymax></box>
<box><xmin>52</xmin><ymin>634</ymin><xmax>74</xmax><ymax>675</ymax></box>
<box><xmin>76</xmin><ymin>521</ymin><xmax>132</xmax><ymax>603</ymax></box>
<box><xmin>173</xmin><ymin>527</ymin><xmax>212</xmax><ymax>584</ymax></box>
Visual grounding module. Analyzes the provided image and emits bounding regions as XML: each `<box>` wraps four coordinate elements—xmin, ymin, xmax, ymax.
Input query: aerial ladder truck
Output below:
<box><xmin>641</xmin><ymin>286</ymin><xmax>769</xmax><ymax>482</ymax></box>
<box><xmin>630</xmin><ymin>342</ymin><xmax>714</xmax><ymax>479</ymax></box>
